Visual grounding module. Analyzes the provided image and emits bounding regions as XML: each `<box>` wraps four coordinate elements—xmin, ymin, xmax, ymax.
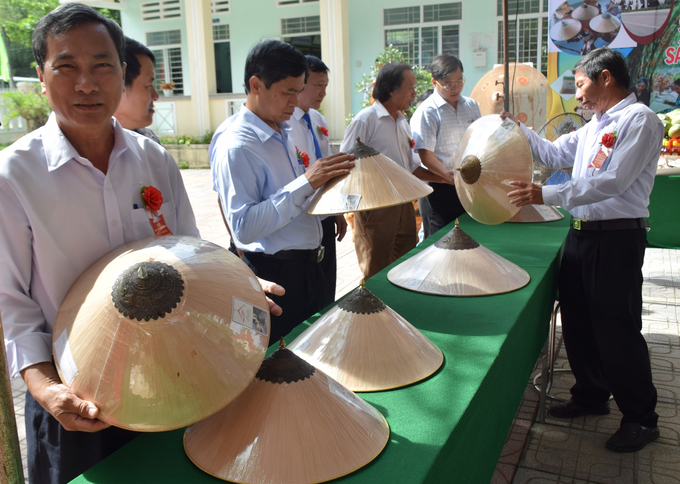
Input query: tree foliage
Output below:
<box><xmin>1</xmin><ymin>84</ymin><xmax>50</xmax><ymax>131</ymax></box>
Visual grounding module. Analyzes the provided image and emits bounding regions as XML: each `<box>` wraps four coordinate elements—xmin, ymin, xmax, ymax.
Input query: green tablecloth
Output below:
<box><xmin>647</xmin><ymin>174</ymin><xmax>680</xmax><ymax>249</ymax></box>
<box><xmin>72</xmin><ymin>214</ymin><xmax>570</xmax><ymax>484</ymax></box>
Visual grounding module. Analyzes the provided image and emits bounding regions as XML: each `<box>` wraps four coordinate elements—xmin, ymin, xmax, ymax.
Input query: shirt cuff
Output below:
<box><xmin>286</xmin><ymin>174</ymin><xmax>315</xmax><ymax>206</ymax></box>
<box><xmin>7</xmin><ymin>332</ymin><xmax>53</xmax><ymax>379</ymax></box>
<box><xmin>541</xmin><ymin>185</ymin><xmax>560</xmax><ymax>207</ymax></box>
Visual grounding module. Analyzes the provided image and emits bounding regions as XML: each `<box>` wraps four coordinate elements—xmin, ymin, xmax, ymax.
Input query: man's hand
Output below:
<box><xmin>258</xmin><ymin>277</ymin><xmax>285</xmax><ymax>316</ymax></box>
<box><xmin>305</xmin><ymin>153</ymin><xmax>355</xmax><ymax>190</ymax></box>
<box><xmin>500</xmin><ymin>111</ymin><xmax>520</xmax><ymax>126</ymax></box>
<box><xmin>335</xmin><ymin>214</ymin><xmax>348</xmax><ymax>242</ymax></box>
<box><xmin>21</xmin><ymin>362</ymin><xmax>110</xmax><ymax>432</ymax></box>
<box><xmin>507</xmin><ymin>181</ymin><xmax>544</xmax><ymax>207</ymax></box>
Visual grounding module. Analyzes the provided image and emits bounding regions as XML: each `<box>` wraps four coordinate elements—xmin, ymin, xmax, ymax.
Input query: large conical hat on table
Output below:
<box><xmin>52</xmin><ymin>236</ymin><xmax>270</xmax><ymax>431</ymax></box>
<box><xmin>305</xmin><ymin>137</ymin><xmax>433</xmax><ymax>215</ymax></box>
<box><xmin>184</xmin><ymin>341</ymin><xmax>390</xmax><ymax>484</ymax></box>
<box><xmin>289</xmin><ymin>282</ymin><xmax>443</xmax><ymax>392</ymax></box>
<box><xmin>590</xmin><ymin>12</ymin><xmax>621</xmax><ymax>33</ymax></box>
<box><xmin>507</xmin><ymin>204</ymin><xmax>565</xmax><ymax>223</ymax></box>
<box><xmin>571</xmin><ymin>4</ymin><xmax>598</xmax><ymax>21</ymax></box>
<box><xmin>387</xmin><ymin>221</ymin><xmax>530</xmax><ymax>296</ymax></box>
<box><xmin>452</xmin><ymin>115</ymin><xmax>533</xmax><ymax>225</ymax></box>
<box><xmin>550</xmin><ymin>19</ymin><xmax>582</xmax><ymax>41</ymax></box>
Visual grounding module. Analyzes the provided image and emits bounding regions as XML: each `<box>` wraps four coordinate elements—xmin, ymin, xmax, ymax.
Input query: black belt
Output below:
<box><xmin>249</xmin><ymin>246</ymin><xmax>325</xmax><ymax>263</ymax></box>
<box><xmin>571</xmin><ymin>218</ymin><xmax>649</xmax><ymax>231</ymax></box>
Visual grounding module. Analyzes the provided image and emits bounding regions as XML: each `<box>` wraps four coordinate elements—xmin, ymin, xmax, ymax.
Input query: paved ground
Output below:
<box><xmin>9</xmin><ymin>169</ymin><xmax>680</xmax><ymax>483</ymax></box>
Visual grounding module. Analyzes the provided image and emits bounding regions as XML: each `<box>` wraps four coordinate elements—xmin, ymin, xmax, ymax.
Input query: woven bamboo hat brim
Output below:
<box><xmin>305</xmin><ymin>137</ymin><xmax>433</xmax><ymax>215</ymax></box>
<box><xmin>184</xmin><ymin>341</ymin><xmax>390</xmax><ymax>484</ymax></box>
<box><xmin>590</xmin><ymin>13</ymin><xmax>621</xmax><ymax>33</ymax></box>
<box><xmin>288</xmin><ymin>283</ymin><xmax>443</xmax><ymax>392</ymax></box>
<box><xmin>550</xmin><ymin>19</ymin><xmax>582</xmax><ymax>41</ymax></box>
<box><xmin>571</xmin><ymin>4</ymin><xmax>598</xmax><ymax>20</ymax></box>
<box><xmin>387</xmin><ymin>222</ymin><xmax>530</xmax><ymax>296</ymax></box>
<box><xmin>452</xmin><ymin>115</ymin><xmax>533</xmax><ymax>225</ymax></box>
<box><xmin>507</xmin><ymin>204</ymin><xmax>565</xmax><ymax>223</ymax></box>
<box><xmin>52</xmin><ymin>236</ymin><xmax>270</xmax><ymax>431</ymax></box>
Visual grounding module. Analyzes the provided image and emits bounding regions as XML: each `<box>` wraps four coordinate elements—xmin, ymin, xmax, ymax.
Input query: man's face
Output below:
<box><xmin>253</xmin><ymin>74</ymin><xmax>305</xmax><ymax>125</ymax></box>
<box><xmin>433</xmin><ymin>68</ymin><xmax>465</xmax><ymax>105</ymax></box>
<box><xmin>37</xmin><ymin>22</ymin><xmax>125</xmax><ymax>136</ymax></box>
<box><xmin>298</xmin><ymin>71</ymin><xmax>328</xmax><ymax>111</ymax></box>
<box><xmin>390</xmin><ymin>69</ymin><xmax>417</xmax><ymax>112</ymax></box>
<box><xmin>575</xmin><ymin>70</ymin><xmax>608</xmax><ymax>113</ymax></box>
<box><xmin>114</xmin><ymin>54</ymin><xmax>159</xmax><ymax>130</ymax></box>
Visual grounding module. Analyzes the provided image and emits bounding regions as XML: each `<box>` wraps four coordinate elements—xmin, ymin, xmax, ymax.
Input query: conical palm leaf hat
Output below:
<box><xmin>52</xmin><ymin>236</ymin><xmax>270</xmax><ymax>431</ymax></box>
<box><xmin>305</xmin><ymin>137</ymin><xmax>433</xmax><ymax>215</ymax></box>
<box><xmin>571</xmin><ymin>3</ymin><xmax>598</xmax><ymax>20</ymax></box>
<box><xmin>387</xmin><ymin>221</ymin><xmax>530</xmax><ymax>296</ymax></box>
<box><xmin>288</xmin><ymin>282</ymin><xmax>443</xmax><ymax>392</ymax></box>
<box><xmin>590</xmin><ymin>13</ymin><xmax>621</xmax><ymax>33</ymax></box>
<box><xmin>507</xmin><ymin>204</ymin><xmax>565</xmax><ymax>223</ymax></box>
<box><xmin>550</xmin><ymin>19</ymin><xmax>582</xmax><ymax>41</ymax></box>
<box><xmin>184</xmin><ymin>341</ymin><xmax>390</xmax><ymax>484</ymax></box>
<box><xmin>452</xmin><ymin>115</ymin><xmax>533</xmax><ymax>225</ymax></box>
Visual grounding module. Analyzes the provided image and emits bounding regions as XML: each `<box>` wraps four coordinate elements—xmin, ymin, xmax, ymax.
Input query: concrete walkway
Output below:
<box><xmin>9</xmin><ymin>169</ymin><xmax>679</xmax><ymax>483</ymax></box>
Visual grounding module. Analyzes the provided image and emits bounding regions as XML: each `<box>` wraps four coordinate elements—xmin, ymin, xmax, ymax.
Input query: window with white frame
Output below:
<box><xmin>281</xmin><ymin>15</ymin><xmax>321</xmax><ymax>58</ymax></box>
<box><xmin>141</xmin><ymin>0</ymin><xmax>182</xmax><ymax>21</ymax></box>
<box><xmin>383</xmin><ymin>3</ymin><xmax>462</xmax><ymax>68</ymax></box>
<box><xmin>211</xmin><ymin>1</ymin><xmax>230</xmax><ymax>13</ymax></box>
<box><xmin>147</xmin><ymin>30</ymin><xmax>184</xmax><ymax>95</ymax></box>
<box><xmin>497</xmin><ymin>0</ymin><xmax>548</xmax><ymax>76</ymax></box>
<box><xmin>277</xmin><ymin>0</ymin><xmax>319</xmax><ymax>5</ymax></box>
<box><xmin>213</xmin><ymin>24</ymin><xmax>232</xmax><ymax>93</ymax></box>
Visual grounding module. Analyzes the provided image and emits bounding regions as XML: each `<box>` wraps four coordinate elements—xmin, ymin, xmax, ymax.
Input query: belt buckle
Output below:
<box><xmin>573</xmin><ymin>219</ymin><xmax>582</xmax><ymax>230</ymax></box>
<box><xmin>316</xmin><ymin>245</ymin><xmax>325</xmax><ymax>263</ymax></box>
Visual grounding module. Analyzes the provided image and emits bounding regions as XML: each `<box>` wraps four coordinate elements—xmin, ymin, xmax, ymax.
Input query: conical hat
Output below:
<box><xmin>550</xmin><ymin>19</ymin><xmax>582</xmax><ymax>41</ymax></box>
<box><xmin>387</xmin><ymin>221</ymin><xmax>530</xmax><ymax>296</ymax></box>
<box><xmin>452</xmin><ymin>115</ymin><xmax>533</xmax><ymax>225</ymax></box>
<box><xmin>52</xmin><ymin>236</ymin><xmax>270</xmax><ymax>431</ymax></box>
<box><xmin>289</xmin><ymin>283</ymin><xmax>443</xmax><ymax>392</ymax></box>
<box><xmin>571</xmin><ymin>4</ymin><xmax>598</xmax><ymax>20</ymax></box>
<box><xmin>184</xmin><ymin>341</ymin><xmax>390</xmax><ymax>484</ymax></box>
<box><xmin>590</xmin><ymin>12</ymin><xmax>621</xmax><ymax>33</ymax></box>
<box><xmin>507</xmin><ymin>204</ymin><xmax>565</xmax><ymax>223</ymax></box>
<box><xmin>305</xmin><ymin>137</ymin><xmax>433</xmax><ymax>215</ymax></box>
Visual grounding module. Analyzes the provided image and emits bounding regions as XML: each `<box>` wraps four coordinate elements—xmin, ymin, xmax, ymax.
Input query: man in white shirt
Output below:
<box><xmin>410</xmin><ymin>54</ymin><xmax>481</xmax><ymax>238</ymax></box>
<box><xmin>341</xmin><ymin>63</ymin><xmax>446</xmax><ymax>279</ymax></box>
<box><xmin>505</xmin><ymin>47</ymin><xmax>662</xmax><ymax>453</ymax></box>
<box><xmin>288</xmin><ymin>55</ymin><xmax>346</xmax><ymax>305</ymax></box>
<box><xmin>0</xmin><ymin>5</ymin><xmax>199</xmax><ymax>482</ymax></box>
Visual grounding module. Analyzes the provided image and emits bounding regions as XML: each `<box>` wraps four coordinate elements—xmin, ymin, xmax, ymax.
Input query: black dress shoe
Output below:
<box><xmin>606</xmin><ymin>423</ymin><xmax>659</xmax><ymax>453</ymax></box>
<box><xmin>548</xmin><ymin>399</ymin><xmax>610</xmax><ymax>419</ymax></box>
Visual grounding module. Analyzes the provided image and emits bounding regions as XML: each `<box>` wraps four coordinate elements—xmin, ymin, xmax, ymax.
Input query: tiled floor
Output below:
<box><xmin>9</xmin><ymin>170</ymin><xmax>679</xmax><ymax>483</ymax></box>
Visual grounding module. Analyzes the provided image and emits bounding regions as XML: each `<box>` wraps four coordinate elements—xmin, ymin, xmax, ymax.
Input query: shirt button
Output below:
<box><xmin>111</xmin><ymin>220</ymin><xmax>118</xmax><ymax>227</ymax></box>
<box><xmin>105</xmin><ymin>183</ymin><xmax>112</xmax><ymax>191</ymax></box>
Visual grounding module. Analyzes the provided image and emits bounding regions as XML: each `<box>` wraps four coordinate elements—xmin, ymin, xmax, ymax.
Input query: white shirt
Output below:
<box><xmin>289</xmin><ymin>107</ymin><xmax>332</xmax><ymax>164</ymax></box>
<box><xmin>522</xmin><ymin>93</ymin><xmax>663</xmax><ymax>221</ymax></box>
<box><xmin>410</xmin><ymin>91</ymin><xmax>481</xmax><ymax>170</ymax></box>
<box><xmin>340</xmin><ymin>101</ymin><xmax>420</xmax><ymax>173</ymax></box>
<box><xmin>0</xmin><ymin>114</ymin><xmax>199</xmax><ymax>378</ymax></box>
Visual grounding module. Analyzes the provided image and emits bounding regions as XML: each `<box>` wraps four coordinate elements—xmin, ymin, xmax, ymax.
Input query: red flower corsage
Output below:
<box><xmin>601</xmin><ymin>131</ymin><xmax>617</xmax><ymax>148</ymax></box>
<box><xmin>317</xmin><ymin>126</ymin><xmax>329</xmax><ymax>137</ymax></box>
<box><xmin>141</xmin><ymin>185</ymin><xmax>163</xmax><ymax>212</ymax></box>
<box><xmin>295</xmin><ymin>146</ymin><xmax>310</xmax><ymax>168</ymax></box>
<box><xmin>408</xmin><ymin>137</ymin><xmax>415</xmax><ymax>149</ymax></box>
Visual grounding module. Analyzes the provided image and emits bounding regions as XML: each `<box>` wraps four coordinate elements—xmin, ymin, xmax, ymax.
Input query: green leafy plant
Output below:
<box><xmin>159</xmin><ymin>131</ymin><xmax>214</xmax><ymax>146</ymax></box>
<box><xmin>178</xmin><ymin>161</ymin><xmax>189</xmax><ymax>169</ymax></box>
<box><xmin>1</xmin><ymin>84</ymin><xmax>51</xmax><ymax>131</ymax></box>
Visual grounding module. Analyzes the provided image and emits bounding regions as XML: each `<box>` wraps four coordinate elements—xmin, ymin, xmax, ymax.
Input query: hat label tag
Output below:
<box><xmin>231</xmin><ymin>296</ymin><xmax>269</xmax><ymax>336</ymax></box>
<box><xmin>54</xmin><ymin>330</ymin><xmax>79</xmax><ymax>386</ymax></box>
<box><xmin>492</xmin><ymin>119</ymin><xmax>516</xmax><ymax>142</ymax></box>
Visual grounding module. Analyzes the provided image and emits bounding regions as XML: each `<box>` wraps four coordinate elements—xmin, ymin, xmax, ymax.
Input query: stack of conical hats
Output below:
<box><xmin>184</xmin><ymin>340</ymin><xmax>390</xmax><ymax>483</ymax></box>
<box><xmin>550</xmin><ymin>19</ymin><xmax>581</xmax><ymax>41</ymax></box>
<box><xmin>387</xmin><ymin>220</ymin><xmax>530</xmax><ymax>296</ymax></box>
<box><xmin>590</xmin><ymin>12</ymin><xmax>621</xmax><ymax>33</ymax></box>
<box><xmin>289</xmin><ymin>282</ymin><xmax>443</xmax><ymax>392</ymax></box>
<box><xmin>305</xmin><ymin>137</ymin><xmax>432</xmax><ymax>215</ymax></box>
<box><xmin>52</xmin><ymin>236</ymin><xmax>270</xmax><ymax>431</ymax></box>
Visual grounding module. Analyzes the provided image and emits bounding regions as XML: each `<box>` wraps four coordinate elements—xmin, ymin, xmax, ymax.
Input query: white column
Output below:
<box><xmin>185</xmin><ymin>0</ymin><xmax>216</xmax><ymax>136</ymax></box>
<box><xmin>319</xmin><ymin>0</ymin><xmax>352</xmax><ymax>142</ymax></box>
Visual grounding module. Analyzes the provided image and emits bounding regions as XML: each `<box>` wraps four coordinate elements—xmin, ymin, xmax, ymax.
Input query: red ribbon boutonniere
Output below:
<box><xmin>317</xmin><ymin>126</ymin><xmax>329</xmax><ymax>137</ymax></box>
<box><xmin>601</xmin><ymin>131</ymin><xmax>617</xmax><ymax>148</ymax></box>
<box><xmin>408</xmin><ymin>137</ymin><xmax>415</xmax><ymax>149</ymax></box>
<box><xmin>295</xmin><ymin>146</ymin><xmax>310</xmax><ymax>168</ymax></box>
<box><xmin>141</xmin><ymin>185</ymin><xmax>172</xmax><ymax>236</ymax></box>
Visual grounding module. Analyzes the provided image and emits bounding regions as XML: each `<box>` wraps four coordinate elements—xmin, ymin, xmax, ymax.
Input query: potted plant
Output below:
<box><xmin>159</xmin><ymin>81</ymin><xmax>175</xmax><ymax>97</ymax></box>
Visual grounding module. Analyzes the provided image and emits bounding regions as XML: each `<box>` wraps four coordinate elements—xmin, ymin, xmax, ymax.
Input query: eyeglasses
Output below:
<box><xmin>435</xmin><ymin>78</ymin><xmax>466</xmax><ymax>91</ymax></box>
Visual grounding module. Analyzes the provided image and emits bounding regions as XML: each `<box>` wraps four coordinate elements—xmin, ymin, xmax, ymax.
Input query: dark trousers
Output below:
<box><xmin>419</xmin><ymin>183</ymin><xmax>466</xmax><ymax>239</ymax></box>
<box><xmin>320</xmin><ymin>216</ymin><xmax>337</xmax><ymax>307</ymax></box>
<box><xmin>242</xmin><ymin>251</ymin><xmax>327</xmax><ymax>345</ymax></box>
<box><xmin>559</xmin><ymin>227</ymin><xmax>658</xmax><ymax>427</ymax></box>
<box><xmin>26</xmin><ymin>390</ymin><xmax>138</xmax><ymax>484</ymax></box>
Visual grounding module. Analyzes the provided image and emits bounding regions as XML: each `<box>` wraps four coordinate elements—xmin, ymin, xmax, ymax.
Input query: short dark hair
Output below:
<box><xmin>673</xmin><ymin>78</ymin><xmax>680</xmax><ymax>87</ymax></box>
<box><xmin>33</xmin><ymin>3</ymin><xmax>125</xmax><ymax>72</ymax></box>
<box><xmin>244</xmin><ymin>40</ymin><xmax>308</xmax><ymax>94</ymax></box>
<box><xmin>430</xmin><ymin>54</ymin><xmax>463</xmax><ymax>80</ymax></box>
<box><xmin>306</xmin><ymin>55</ymin><xmax>329</xmax><ymax>74</ymax></box>
<box><xmin>373</xmin><ymin>63</ymin><xmax>412</xmax><ymax>104</ymax></box>
<box><xmin>573</xmin><ymin>47</ymin><xmax>630</xmax><ymax>90</ymax></box>
<box><xmin>124</xmin><ymin>37</ymin><xmax>156</xmax><ymax>87</ymax></box>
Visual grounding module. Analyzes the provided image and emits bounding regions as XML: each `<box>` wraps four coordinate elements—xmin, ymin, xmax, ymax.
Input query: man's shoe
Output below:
<box><xmin>605</xmin><ymin>423</ymin><xmax>659</xmax><ymax>453</ymax></box>
<box><xmin>548</xmin><ymin>399</ymin><xmax>610</xmax><ymax>419</ymax></box>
